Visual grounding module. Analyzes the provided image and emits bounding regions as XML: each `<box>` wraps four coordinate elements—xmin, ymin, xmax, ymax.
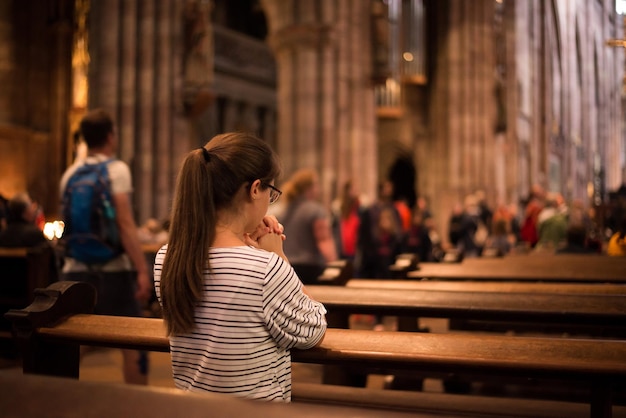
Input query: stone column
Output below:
<box><xmin>425</xmin><ymin>0</ymin><xmax>498</xmax><ymax>243</ymax></box>
<box><xmin>155</xmin><ymin>0</ymin><xmax>173</xmax><ymax>220</ymax></box>
<box><xmin>0</xmin><ymin>1</ymin><xmax>12</xmax><ymax>122</ymax></box>
<box><xmin>87</xmin><ymin>0</ymin><xmax>189</xmax><ymax>223</ymax></box>
<box><xmin>240</xmin><ymin>103</ymin><xmax>260</xmax><ymax>134</ymax></box>
<box><xmin>171</xmin><ymin>0</ymin><xmax>192</xmax><ymax>180</ymax></box>
<box><xmin>262</xmin><ymin>107</ymin><xmax>277</xmax><ymax>152</ymax></box>
<box><xmin>89</xmin><ymin>0</ymin><xmax>120</xmax><ymax>112</ymax></box>
<box><xmin>343</xmin><ymin>0</ymin><xmax>372</xmax><ymax>198</ymax></box>
<box><xmin>222</xmin><ymin>98</ymin><xmax>239</xmax><ymax>132</ymax></box>
<box><xmin>503</xmin><ymin>0</ymin><xmax>519</xmax><ymax>204</ymax></box>
<box><xmin>49</xmin><ymin>6</ymin><xmax>73</xmax><ymax>216</ymax></box>
<box><xmin>319</xmin><ymin>1</ymin><xmax>339</xmax><ymax>197</ymax></box>
<box><xmin>136</xmin><ymin>0</ymin><xmax>156</xmax><ymax>223</ymax></box>
<box><xmin>118</xmin><ymin>0</ymin><xmax>137</xmax><ymax>164</ymax></box>
<box><xmin>261</xmin><ymin>0</ymin><xmax>378</xmax><ymax>205</ymax></box>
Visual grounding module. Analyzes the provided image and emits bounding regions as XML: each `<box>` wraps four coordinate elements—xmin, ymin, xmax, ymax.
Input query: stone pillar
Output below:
<box><xmin>87</xmin><ymin>0</ymin><xmax>189</xmax><ymax>223</ymax></box>
<box><xmin>261</xmin><ymin>0</ymin><xmax>378</xmax><ymax>205</ymax></box>
<box><xmin>118</xmin><ymin>0</ymin><xmax>137</xmax><ymax>164</ymax></box>
<box><xmin>262</xmin><ymin>107</ymin><xmax>277</xmax><ymax>152</ymax></box>
<box><xmin>503</xmin><ymin>0</ymin><xmax>519</xmax><ymax>204</ymax></box>
<box><xmin>155</xmin><ymin>0</ymin><xmax>173</xmax><ymax>219</ymax></box>
<box><xmin>222</xmin><ymin>98</ymin><xmax>238</xmax><ymax>132</ymax></box>
<box><xmin>50</xmin><ymin>14</ymin><xmax>73</xmax><ymax>216</ymax></box>
<box><xmin>347</xmin><ymin>0</ymin><xmax>378</xmax><ymax>204</ymax></box>
<box><xmin>0</xmin><ymin>1</ymin><xmax>14</xmax><ymax>122</ymax></box>
<box><xmin>240</xmin><ymin>103</ymin><xmax>260</xmax><ymax>133</ymax></box>
<box><xmin>171</xmin><ymin>0</ymin><xmax>192</xmax><ymax>179</ymax></box>
<box><xmin>136</xmin><ymin>0</ymin><xmax>156</xmax><ymax>223</ymax></box>
<box><xmin>89</xmin><ymin>0</ymin><xmax>120</xmax><ymax>112</ymax></box>
<box><xmin>424</xmin><ymin>0</ymin><xmax>498</xmax><ymax>244</ymax></box>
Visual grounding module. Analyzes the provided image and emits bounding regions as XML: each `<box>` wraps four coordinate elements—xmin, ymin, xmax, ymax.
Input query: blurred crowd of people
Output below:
<box><xmin>268</xmin><ymin>172</ymin><xmax>626</xmax><ymax>280</ymax></box>
<box><xmin>2</xmin><ymin>174</ymin><xmax>625</xmax><ymax>281</ymax></box>
<box><xmin>0</xmin><ymin>192</ymin><xmax>48</xmax><ymax>248</ymax></box>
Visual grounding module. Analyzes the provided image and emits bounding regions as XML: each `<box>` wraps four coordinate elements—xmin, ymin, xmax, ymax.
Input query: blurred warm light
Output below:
<box><xmin>43</xmin><ymin>220</ymin><xmax>65</xmax><ymax>240</ymax></box>
<box><xmin>403</xmin><ymin>52</ymin><xmax>414</xmax><ymax>62</ymax></box>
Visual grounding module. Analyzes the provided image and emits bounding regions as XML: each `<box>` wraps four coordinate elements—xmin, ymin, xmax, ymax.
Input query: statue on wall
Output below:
<box><xmin>72</xmin><ymin>0</ymin><xmax>89</xmax><ymax>110</ymax></box>
<box><xmin>183</xmin><ymin>0</ymin><xmax>215</xmax><ymax>117</ymax></box>
<box><xmin>494</xmin><ymin>74</ymin><xmax>506</xmax><ymax>133</ymax></box>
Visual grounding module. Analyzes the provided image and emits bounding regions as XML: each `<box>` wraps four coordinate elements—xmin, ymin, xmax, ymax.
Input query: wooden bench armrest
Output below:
<box><xmin>5</xmin><ymin>281</ymin><xmax>96</xmax><ymax>332</ymax></box>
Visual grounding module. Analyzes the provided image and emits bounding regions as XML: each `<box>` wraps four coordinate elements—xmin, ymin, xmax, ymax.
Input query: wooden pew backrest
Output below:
<box><xmin>408</xmin><ymin>256</ymin><xmax>626</xmax><ymax>282</ymax></box>
<box><xmin>0</xmin><ymin>244</ymin><xmax>57</xmax><ymax>331</ymax></box>
<box><xmin>0</xmin><ymin>373</ymin><xmax>426</xmax><ymax>418</ymax></box>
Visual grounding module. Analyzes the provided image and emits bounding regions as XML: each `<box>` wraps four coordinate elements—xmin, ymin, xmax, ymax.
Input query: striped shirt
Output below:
<box><xmin>153</xmin><ymin>245</ymin><xmax>327</xmax><ymax>402</ymax></box>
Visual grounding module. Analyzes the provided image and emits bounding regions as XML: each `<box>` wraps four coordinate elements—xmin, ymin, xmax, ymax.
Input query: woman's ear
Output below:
<box><xmin>249</xmin><ymin>179</ymin><xmax>262</xmax><ymax>201</ymax></box>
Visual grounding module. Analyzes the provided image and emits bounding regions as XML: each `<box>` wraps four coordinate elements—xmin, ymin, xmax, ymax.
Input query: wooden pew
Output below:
<box><xmin>402</xmin><ymin>255</ymin><xmax>625</xmax><ymax>334</ymax></box>
<box><xmin>407</xmin><ymin>256</ymin><xmax>626</xmax><ymax>283</ymax></box>
<box><xmin>292</xmin><ymin>382</ymin><xmax>626</xmax><ymax>418</ymax></box>
<box><xmin>315</xmin><ymin>276</ymin><xmax>626</xmax><ymax>391</ymax></box>
<box><xmin>2</xmin><ymin>374</ymin><xmax>621</xmax><ymax>418</ymax></box>
<box><xmin>346</xmin><ymin>279</ymin><xmax>626</xmax><ymax>294</ymax></box>
<box><xmin>0</xmin><ymin>244</ymin><xmax>57</xmax><ymax>353</ymax></box>
<box><xmin>462</xmin><ymin>254</ymin><xmax>625</xmax><ymax>265</ymax></box>
<box><xmin>0</xmin><ymin>372</ymin><xmax>426</xmax><ymax>418</ymax></box>
<box><xmin>458</xmin><ymin>255</ymin><xmax>626</xmax><ymax>275</ymax></box>
<box><xmin>305</xmin><ymin>285</ymin><xmax>626</xmax><ymax>336</ymax></box>
<box><xmin>0</xmin><ymin>245</ymin><xmax>57</xmax><ymax>308</ymax></box>
<box><xmin>5</xmin><ymin>281</ymin><xmax>626</xmax><ymax>418</ymax></box>
<box><xmin>314</xmin><ymin>256</ymin><xmax>626</xmax><ymax>395</ymax></box>
<box><xmin>346</xmin><ymin>279</ymin><xmax>626</xmax><ymax>326</ymax></box>
<box><xmin>313</xmin><ymin>258</ymin><xmax>626</xmax><ymax>334</ymax></box>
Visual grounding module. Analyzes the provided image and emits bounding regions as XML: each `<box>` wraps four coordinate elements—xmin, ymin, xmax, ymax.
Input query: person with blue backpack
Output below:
<box><xmin>59</xmin><ymin>108</ymin><xmax>151</xmax><ymax>385</ymax></box>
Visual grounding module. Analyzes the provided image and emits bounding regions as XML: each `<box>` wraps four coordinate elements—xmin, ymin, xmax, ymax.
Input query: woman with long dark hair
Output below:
<box><xmin>154</xmin><ymin>133</ymin><xmax>326</xmax><ymax>402</ymax></box>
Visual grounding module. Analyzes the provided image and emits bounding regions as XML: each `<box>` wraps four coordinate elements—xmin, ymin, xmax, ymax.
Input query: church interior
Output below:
<box><xmin>1</xmin><ymin>0</ymin><xmax>626</xmax><ymax>417</ymax></box>
<box><xmin>0</xmin><ymin>0</ymin><xmax>624</xmax><ymax>234</ymax></box>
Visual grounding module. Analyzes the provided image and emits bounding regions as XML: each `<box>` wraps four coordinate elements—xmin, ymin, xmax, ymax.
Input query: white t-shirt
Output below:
<box><xmin>59</xmin><ymin>154</ymin><xmax>132</xmax><ymax>196</ymax></box>
<box><xmin>153</xmin><ymin>245</ymin><xmax>327</xmax><ymax>402</ymax></box>
<box><xmin>59</xmin><ymin>154</ymin><xmax>133</xmax><ymax>272</ymax></box>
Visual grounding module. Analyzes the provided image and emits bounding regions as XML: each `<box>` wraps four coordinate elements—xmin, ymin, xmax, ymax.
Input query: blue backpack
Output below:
<box><xmin>62</xmin><ymin>160</ymin><xmax>124</xmax><ymax>264</ymax></box>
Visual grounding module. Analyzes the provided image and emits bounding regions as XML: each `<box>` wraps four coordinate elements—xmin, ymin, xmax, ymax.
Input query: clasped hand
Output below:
<box><xmin>243</xmin><ymin>215</ymin><xmax>287</xmax><ymax>258</ymax></box>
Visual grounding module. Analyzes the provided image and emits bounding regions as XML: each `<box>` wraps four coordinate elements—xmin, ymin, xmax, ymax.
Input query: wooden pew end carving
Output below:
<box><xmin>5</xmin><ymin>281</ymin><xmax>97</xmax><ymax>332</ymax></box>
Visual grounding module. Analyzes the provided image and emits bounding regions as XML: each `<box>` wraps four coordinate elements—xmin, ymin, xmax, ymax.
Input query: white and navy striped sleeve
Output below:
<box><xmin>262</xmin><ymin>253</ymin><xmax>327</xmax><ymax>350</ymax></box>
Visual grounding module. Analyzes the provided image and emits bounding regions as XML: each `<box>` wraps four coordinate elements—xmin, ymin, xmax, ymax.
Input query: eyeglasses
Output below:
<box><xmin>263</xmin><ymin>183</ymin><xmax>282</xmax><ymax>204</ymax></box>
